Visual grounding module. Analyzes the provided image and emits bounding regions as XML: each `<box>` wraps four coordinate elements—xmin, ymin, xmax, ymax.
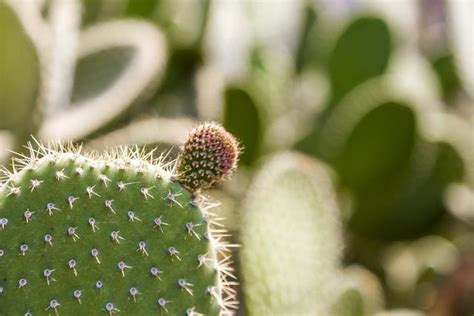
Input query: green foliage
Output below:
<box><xmin>0</xmin><ymin>145</ymin><xmax>225</xmax><ymax>315</ymax></box>
<box><xmin>296</xmin><ymin>16</ymin><xmax>393</xmax><ymax>159</ymax></box>
<box><xmin>314</xmin><ymin>94</ymin><xmax>464</xmax><ymax>239</ymax></box>
<box><xmin>72</xmin><ymin>47</ymin><xmax>135</xmax><ymax>103</ymax></box>
<box><xmin>431</xmin><ymin>54</ymin><xmax>464</xmax><ymax>103</ymax></box>
<box><xmin>295</xmin><ymin>5</ymin><xmax>319</xmax><ymax>73</ymax></box>
<box><xmin>80</xmin><ymin>0</ymin><xmax>102</xmax><ymax>26</ymax></box>
<box><xmin>38</xmin><ymin>19</ymin><xmax>168</xmax><ymax>141</ymax></box>
<box><xmin>241</xmin><ymin>152</ymin><xmax>343</xmax><ymax>315</ymax></box>
<box><xmin>329</xmin><ymin>17</ymin><xmax>391</xmax><ymax>103</ymax></box>
<box><xmin>154</xmin><ymin>48</ymin><xmax>202</xmax><ymax>117</ymax></box>
<box><xmin>0</xmin><ymin>2</ymin><xmax>40</xmax><ymax>139</ymax></box>
<box><xmin>331</xmin><ymin>289</ymin><xmax>365</xmax><ymax>316</ymax></box>
<box><xmin>125</xmin><ymin>0</ymin><xmax>159</xmax><ymax>19</ymax></box>
<box><xmin>350</xmin><ymin>142</ymin><xmax>465</xmax><ymax>239</ymax></box>
<box><xmin>296</xmin><ymin>68</ymin><xmax>467</xmax><ymax>240</ymax></box>
<box><xmin>335</xmin><ymin>102</ymin><xmax>416</xmax><ymax>192</ymax></box>
<box><xmin>223</xmin><ymin>87</ymin><xmax>262</xmax><ymax>166</ymax></box>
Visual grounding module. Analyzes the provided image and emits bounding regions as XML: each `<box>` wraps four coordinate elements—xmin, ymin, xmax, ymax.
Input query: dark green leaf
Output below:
<box><xmin>125</xmin><ymin>0</ymin><xmax>159</xmax><ymax>19</ymax></box>
<box><xmin>350</xmin><ymin>141</ymin><xmax>464</xmax><ymax>240</ymax></box>
<box><xmin>336</xmin><ymin>102</ymin><xmax>416</xmax><ymax>192</ymax></box>
<box><xmin>295</xmin><ymin>5</ymin><xmax>319</xmax><ymax>73</ymax></box>
<box><xmin>71</xmin><ymin>46</ymin><xmax>134</xmax><ymax>103</ymax></box>
<box><xmin>223</xmin><ymin>87</ymin><xmax>262</xmax><ymax>165</ymax></box>
<box><xmin>431</xmin><ymin>53</ymin><xmax>464</xmax><ymax>104</ymax></box>
<box><xmin>329</xmin><ymin>17</ymin><xmax>391</xmax><ymax>103</ymax></box>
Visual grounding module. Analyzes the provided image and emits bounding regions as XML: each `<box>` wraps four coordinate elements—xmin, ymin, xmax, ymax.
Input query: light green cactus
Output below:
<box><xmin>240</xmin><ymin>152</ymin><xmax>344</xmax><ymax>315</ymax></box>
<box><xmin>0</xmin><ymin>123</ymin><xmax>239</xmax><ymax>315</ymax></box>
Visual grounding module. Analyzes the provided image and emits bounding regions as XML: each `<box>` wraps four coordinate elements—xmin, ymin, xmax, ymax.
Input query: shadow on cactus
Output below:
<box><xmin>0</xmin><ymin>123</ymin><xmax>239</xmax><ymax>315</ymax></box>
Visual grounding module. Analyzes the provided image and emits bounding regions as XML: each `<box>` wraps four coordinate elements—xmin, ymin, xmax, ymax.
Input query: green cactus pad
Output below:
<box><xmin>0</xmin><ymin>143</ymin><xmax>235</xmax><ymax>315</ymax></box>
<box><xmin>240</xmin><ymin>152</ymin><xmax>343</xmax><ymax>315</ymax></box>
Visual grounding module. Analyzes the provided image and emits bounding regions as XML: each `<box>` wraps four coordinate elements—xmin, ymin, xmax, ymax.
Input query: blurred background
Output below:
<box><xmin>0</xmin><ymin>0</ymin><xmax>473</xmax><ymax>315</ymax></box>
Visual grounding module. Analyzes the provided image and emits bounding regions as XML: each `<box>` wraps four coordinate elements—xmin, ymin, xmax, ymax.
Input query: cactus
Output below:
<box><xmin>223</xmin><ymin>87</ymin><xmax>262</xmax><ymax>166</ymax></box>
<box><xmin>0</xmin><ymin>123</ymin><xmax>238</xmax><ymax>315</ymax></box>
<box><xmin>328</xmin><ymin>16</ymin><xmax>392</xmax><ymax>104</ymax></box>
<box><xmin>39</xmin><ymin>19</ymin><xmax>168</xmax><ymax>141</ymax></box>
<box><xmin>177</xmin><ymin>122</ymin><xmax>240</xmax><ymax>192</ymax></box>
<box><xmin>240</xmin><ymin>152</ymin><xmax>344</xmax><ymax>315</ymax></box>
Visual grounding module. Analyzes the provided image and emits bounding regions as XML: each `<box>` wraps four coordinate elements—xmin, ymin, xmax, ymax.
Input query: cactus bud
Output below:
<box><xmin>177</xmin><ymin>122</ymin><xmax>240</xmax><ymax>192</ymax></box>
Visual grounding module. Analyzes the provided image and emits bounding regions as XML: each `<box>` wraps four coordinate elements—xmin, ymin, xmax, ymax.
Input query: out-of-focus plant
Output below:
<box><xmin>240</xmin><ymin>152</ymin><xmax>344</xmax><ymax>315</ymax></box>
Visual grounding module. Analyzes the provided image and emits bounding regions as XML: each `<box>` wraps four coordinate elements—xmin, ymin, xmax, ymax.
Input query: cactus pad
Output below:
<box><xmin>240</xmin><ymin>152</ymin><xmax>343</xmax><ymax>315</ymax></box>
<box><xmin>0</xmin><ymin>142</ymin><xmax>236</xmax><ymax>315</ymax></box>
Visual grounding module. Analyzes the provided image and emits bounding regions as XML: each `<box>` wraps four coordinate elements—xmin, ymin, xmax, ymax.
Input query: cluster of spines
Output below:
<box><xmin>0</xmin><ymin>140</ymin><xmax>176</xmax><ymax>185</ymax></box>
<box><xmin>0</xmin><ymin>140</ymin><xmax>238</xmax><ymax>315</ymax></box>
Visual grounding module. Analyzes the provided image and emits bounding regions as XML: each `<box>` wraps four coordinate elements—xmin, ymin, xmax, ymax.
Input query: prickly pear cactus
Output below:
<box><xmin>0</xmin><ymin>124</ymin><xmax>238</xmax><ymax>315</ymax></box>
<box><xmin>240</xmin><ymin>152</ymin><xmax>343</xmax><ymax>315</ymax></box>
